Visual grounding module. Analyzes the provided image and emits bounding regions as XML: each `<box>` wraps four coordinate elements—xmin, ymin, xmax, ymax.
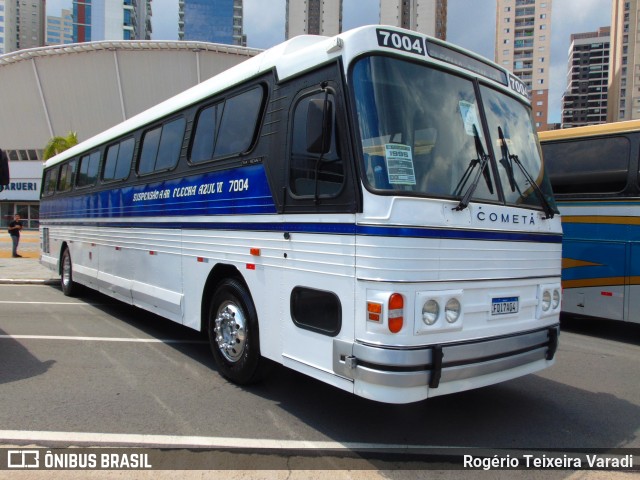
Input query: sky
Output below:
<box><xmin>46</xmin><ymin>0</ymin><xmax>613</xmax><ymax>123</ymax></box>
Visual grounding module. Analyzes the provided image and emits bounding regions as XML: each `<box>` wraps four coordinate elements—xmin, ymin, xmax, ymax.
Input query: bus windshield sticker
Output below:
<box><xmin>459</xmin><ymin>101</ymin><xmax>483</xmax><ymax>138</ymax></box>
<box><xmin>384</xmin><ymin>144</ymin><xmax>416</xmax><ymax>185</ymax></box>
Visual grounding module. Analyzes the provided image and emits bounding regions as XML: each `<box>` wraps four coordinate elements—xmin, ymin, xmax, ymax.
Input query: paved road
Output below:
<box><xmin>0</xmin><ymin>284</ymin><xmax>639</xmax><ymax>478</ymax></box>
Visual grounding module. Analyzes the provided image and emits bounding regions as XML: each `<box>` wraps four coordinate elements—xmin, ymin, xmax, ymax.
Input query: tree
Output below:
<box><xmin>43</xmin><ymin>131</ymin><xmax>79</xmax><ymax>160</ymax></box>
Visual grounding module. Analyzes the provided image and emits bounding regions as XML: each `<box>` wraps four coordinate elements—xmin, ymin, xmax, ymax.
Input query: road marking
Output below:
<box><xmin>0</xmin><ymin>335</ymin><xmax>206</xmax><ymax>344</ymax></box>
<box><xmin>0</xmin><ymin>301</ymin><xmax>89</xmax><ymax>305</ymax></box>
<box><xmin>0</xmin><ymin>430</ymin><xmax>439</xmax><ymax>450</ymax></box>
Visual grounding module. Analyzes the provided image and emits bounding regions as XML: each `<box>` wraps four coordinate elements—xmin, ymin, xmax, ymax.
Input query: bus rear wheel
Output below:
<box><xmin>60</xmin><ymin>248</ymin><xmax>78</xmax><ymax>297</ymax></box>
<box><xmin>207</xmin><ymin>278</ymin><xmax>263</xmax><ymax>385</ymax></box>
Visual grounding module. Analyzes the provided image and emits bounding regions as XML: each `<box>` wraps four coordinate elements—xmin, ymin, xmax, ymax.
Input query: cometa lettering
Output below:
<box><xmin>476</xmin><ymin>211</ymin><xmax>536</xmax><ymax>226</ymax></box>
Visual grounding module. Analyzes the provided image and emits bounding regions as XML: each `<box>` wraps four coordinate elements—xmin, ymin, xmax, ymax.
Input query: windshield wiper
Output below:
<box><xmin>497</xmin><ymin>126</ymin><xmax>556</xmax><ymax>219</ymax></box>
<box><xmin>498</xmin><ymin>126</ymin><xmax>518</xmax><ymax>193</ymax></box>
<box><xmin>454</xmin><ymin>125</ymin><xmax>493</xmax><ymax>211</ymax></box>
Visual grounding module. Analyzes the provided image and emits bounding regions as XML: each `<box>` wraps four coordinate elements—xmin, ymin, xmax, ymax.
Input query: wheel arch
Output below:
<box><xmin>200</xmin><ymin>263</ymin><xmax>248</xmax><ymax>333</ymax></box>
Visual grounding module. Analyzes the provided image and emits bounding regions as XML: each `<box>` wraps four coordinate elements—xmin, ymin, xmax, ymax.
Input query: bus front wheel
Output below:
<box><xmin>207</xmin><ymin>278</ymin><xmax>263</xmax><ymax>385</ymax></box>
<box><xmin>60</xmin><ymin>248</ymin><xmax>78</xmax><ymax>297</ymax></box>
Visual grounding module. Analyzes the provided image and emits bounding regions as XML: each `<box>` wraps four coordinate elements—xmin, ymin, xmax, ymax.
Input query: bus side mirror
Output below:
<box><xmin>306</xmin><ymin>98</ymin><xmax>333</xmax><ymax>154</ymax></box>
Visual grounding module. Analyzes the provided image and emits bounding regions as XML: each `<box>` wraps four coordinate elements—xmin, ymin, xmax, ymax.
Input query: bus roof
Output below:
<box><xmin>538</xmin><ymin>120</ymin><xmax>640</xmax><ymax>142</ymax></box>
<box><xmin>44</xmin><ymin>25</ymin><xmax>517</xmax><ymax>169</ymax></box>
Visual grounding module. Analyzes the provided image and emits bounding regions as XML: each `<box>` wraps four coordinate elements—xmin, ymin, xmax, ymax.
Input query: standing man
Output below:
<box><xmin>8</xmin><ymin>214</ymin><xmax>23</xmax><ymax>258</ymax></box>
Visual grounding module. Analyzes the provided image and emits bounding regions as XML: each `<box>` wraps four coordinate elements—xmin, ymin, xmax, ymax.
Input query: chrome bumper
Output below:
<box><xmin>333</xmin><ymin>326</ymin><xmax>559</xmax><ymax>388</ymax></box>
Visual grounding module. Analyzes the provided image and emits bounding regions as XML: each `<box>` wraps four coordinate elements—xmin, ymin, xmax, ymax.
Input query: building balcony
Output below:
<box><xmin>515</xmin><ymin>20</ymin><xmax>535</xmax><ymax>28</ymax></box>
<box><xmin>514</xmin><ymin>40</ymin><xmax>534</xmax><ymax>48</ymax></box>
<box><xmin>515</xmin><ymin>8</ymin><xmax>535</xmax><ymax>17</ymax></box>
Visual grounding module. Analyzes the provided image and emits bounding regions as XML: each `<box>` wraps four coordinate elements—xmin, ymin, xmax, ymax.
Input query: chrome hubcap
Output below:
<box><xmin>214</xmin><ymin>301</ymin><xmax>247</xmax><ymax>362</ymax></box>
<box><xmin>62</xmin><ymin>254</ymin><xmax>71</xmax><ymax>287</ymax></box>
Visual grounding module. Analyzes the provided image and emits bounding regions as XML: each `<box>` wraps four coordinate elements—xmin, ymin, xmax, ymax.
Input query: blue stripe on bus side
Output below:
<box><xmin>39</xmin><ymin>220</ymin><xmax>563</xmax><ymax>243</ymax></box>
<box><xmin>562</xmin><ymin>241</ymin><xmax>628</xmax><ymax>281</ymax></box>
<box><xmin>561</xmin><ymin>222</ymin><xmax>640</xmax><ymax>283</ymax></box>
<box><xmin>40</xmin><ymin>164</ymin><xmax>278</xmax><ymax>219</ymax></box>
<box><xmin>41</xmin><ymin>163</ymin><xmax>562</xmax><ymax>243</ymax></box>
<box><xmin>562</xmin><ymin>222</ymin><xmax>640</xmax><ymax>242</ymax></box>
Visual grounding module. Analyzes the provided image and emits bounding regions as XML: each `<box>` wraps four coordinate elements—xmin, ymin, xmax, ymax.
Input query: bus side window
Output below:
<box><xmin>289</xmin><ymin>91</ymin><xmax>344</xmax><ymax>197</ymax></box>
<box><xmin>138</xmin><ymin>117</ymin><xmax>185</xmax><ymax>175</ymax></box>
<box><xmin>77</xmin><ymin>151</ymin><xmax>100</xmax><ymax>188</ymax></box>
<box><xmin>189</xmin><ymin>86</ymin><xmax>264</xmax><ymax>164</ymax></box>
<box><xmin>544</xmin><ymin>136</ymin><xmax>630</xmax><ymax>194</ymax></box>
<box><xmin>191</xmin><ymin>103</ymin><xmax>222</xmax><ymax>163</ymax></box>
<box><xmin>215</xmin><ymin>87</ymin><xmax>263</xmax><ymax>157</ymax></box>
<box><xmin>43</xmin><ymin>167</ymin><xmax>59</xmax><ymax>196</ymax></box>
<box><xmin>57</xmin><ymin>160</ymin><xmax>76</xmax><ymax>192</ymax></box>
<box><xmin>103</xmin><ymin>138</ymin><xmax>134</xmax><ymax>182</ymax></box>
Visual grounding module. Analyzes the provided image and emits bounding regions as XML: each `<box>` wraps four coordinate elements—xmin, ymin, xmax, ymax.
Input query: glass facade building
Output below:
<box><xmin>73</xmin><ymin>0</ymin><xmax>92</xmax><ymax>42</ymax></box>
<box><xmin>73</xmin><ymin>0</ymin><xmax>151</xmax><ymax>42</ymax></box>
<box><xmin>180</xmin><ymin>0</ymin><xmax>245</xmax><ymax>46</ymax></box>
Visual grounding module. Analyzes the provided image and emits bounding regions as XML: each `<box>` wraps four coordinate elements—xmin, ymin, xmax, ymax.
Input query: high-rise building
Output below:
<box><xmin>0</xmin><ymin>0</ymin><xmax>17</xmax><ymax>54</ymax></box>
<box><xmin>46</xmin><ymin>9</ymin><xmax>74</xmax><ymax>46</ymax></box>
<box><xmin>562</xmin><ymin>27</ymin><xmax>610</xmax><ymax>128</ymax></box>
<box><xmin>16</xmin><ymin>0</ymin><xmax>46</xmax><ymax>51</ymax></box>
<box><xmin>180</xmin><ymin>0</ymin><xmax>245</xmax><ymax>46</ymax></box>
<box><xmin>379</xmin><ymin>0</ymin><xmax>447</xmax><ymax>40</ymax></box>
<box><xmin>73</xmin><ymin>1</ymin><xmax>91</xmax><ymax>42</ymax></box>
<box><xmin>608</xmin><ymin>0</ymin><xmax>639</xmax><ymax>122</ymax></box>
<box><xmin>73</xmin><ymin>0</ymin><xmax>153</xmax><ymax>43</ymax></box>
<box><xmin>285</xmin><ymin>0</ymin><xmax>342</xmax><ymax>39</ymax></box>
<box><xmin>286</xmin><ymin>1</ymin><xmax>446</xmax><ymax>40</ymax></box>
<box><xmin>495</xmin><ymin>0</ymin><xmax>552</xmax><ymax>131</ymax></box>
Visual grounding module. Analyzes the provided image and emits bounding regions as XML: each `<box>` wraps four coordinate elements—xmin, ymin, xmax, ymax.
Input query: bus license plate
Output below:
<box><xmin>492</xmin><ymin>297</ymin><xmax>519</xmax><ymax>315</ymax></box>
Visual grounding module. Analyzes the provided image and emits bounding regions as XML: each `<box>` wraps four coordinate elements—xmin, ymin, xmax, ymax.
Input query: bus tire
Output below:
<box><xmin>207</xmin><ymin>278</ymin><xmax>263</xmax><ymax>385</ymax></box>
<box><xmin>60</xmin><ymin>248</ymin><xmax>78</xmax><ymax>297</ymax></box>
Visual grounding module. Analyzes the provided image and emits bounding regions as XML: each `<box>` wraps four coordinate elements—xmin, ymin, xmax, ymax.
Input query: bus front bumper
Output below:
<box><xmin>333</xmin><ymin>326</ymin><xmax>559</xmax><ymax>394</ymax></box>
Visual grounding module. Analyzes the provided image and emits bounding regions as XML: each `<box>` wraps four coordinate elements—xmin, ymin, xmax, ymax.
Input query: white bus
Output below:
<box><xmin>40</xmin><ymin>26</ymin><xmax>562</xmax><ymax>404</ymax></box>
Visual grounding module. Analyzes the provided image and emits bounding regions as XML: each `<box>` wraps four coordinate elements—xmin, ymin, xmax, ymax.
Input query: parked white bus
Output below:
<box><xmin>40</xmin><ymin>26</ymin><xmax>562</xmax><ymax>404</ymax></box>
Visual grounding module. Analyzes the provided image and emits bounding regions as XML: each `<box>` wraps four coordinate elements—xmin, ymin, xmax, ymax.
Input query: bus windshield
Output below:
<box><xmin>351</xmin><ymin>55</ymin><xmax>556</xmax><ymax>213</ymax></box>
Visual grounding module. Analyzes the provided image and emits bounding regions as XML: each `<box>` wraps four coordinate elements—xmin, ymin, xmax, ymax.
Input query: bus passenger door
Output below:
<box><xmin>277</xmin><ymin>66</ymin><xmax>359</xmax><ymax>389</ymax></box>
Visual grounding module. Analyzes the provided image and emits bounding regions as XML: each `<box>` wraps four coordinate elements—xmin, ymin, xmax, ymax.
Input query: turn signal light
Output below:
<box><xmin>367</xmin><ymin>302</ymin><xmax>383</xmax><ymax>322</ymax></box>
<box><xmin>388</xmin><ymin>293</ymin><xmax>404</xmax><ymax>333</ymax></box>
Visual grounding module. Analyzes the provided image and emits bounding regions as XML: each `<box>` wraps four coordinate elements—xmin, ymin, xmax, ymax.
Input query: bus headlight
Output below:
<box><xmin>415</xmin><ymin>290</ymin><xmax>464</xmax><ymax>334</ymax></box>
<box><xmin>541</xmin><ymin>290</ymin><xmax>551</xmax><ymax>312</ymax></box>
<box><xmin>552</xmin><ymin>289</ymin><xmax>561</xmax><ymax>310</ymax></box>
<box><xmin>445</xmin><ymin>298</ymin><xmax>461</xmax><ymax>323</ymax></box>
<box><xmin>422</xmin><ymin>299</ymin><xmax>439</xmax><ymax>325</ymax></box>
<box><xmin>537</xmin><ymin>283</ymin><xmax>561</xmax><ymax>318</ymax></box>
